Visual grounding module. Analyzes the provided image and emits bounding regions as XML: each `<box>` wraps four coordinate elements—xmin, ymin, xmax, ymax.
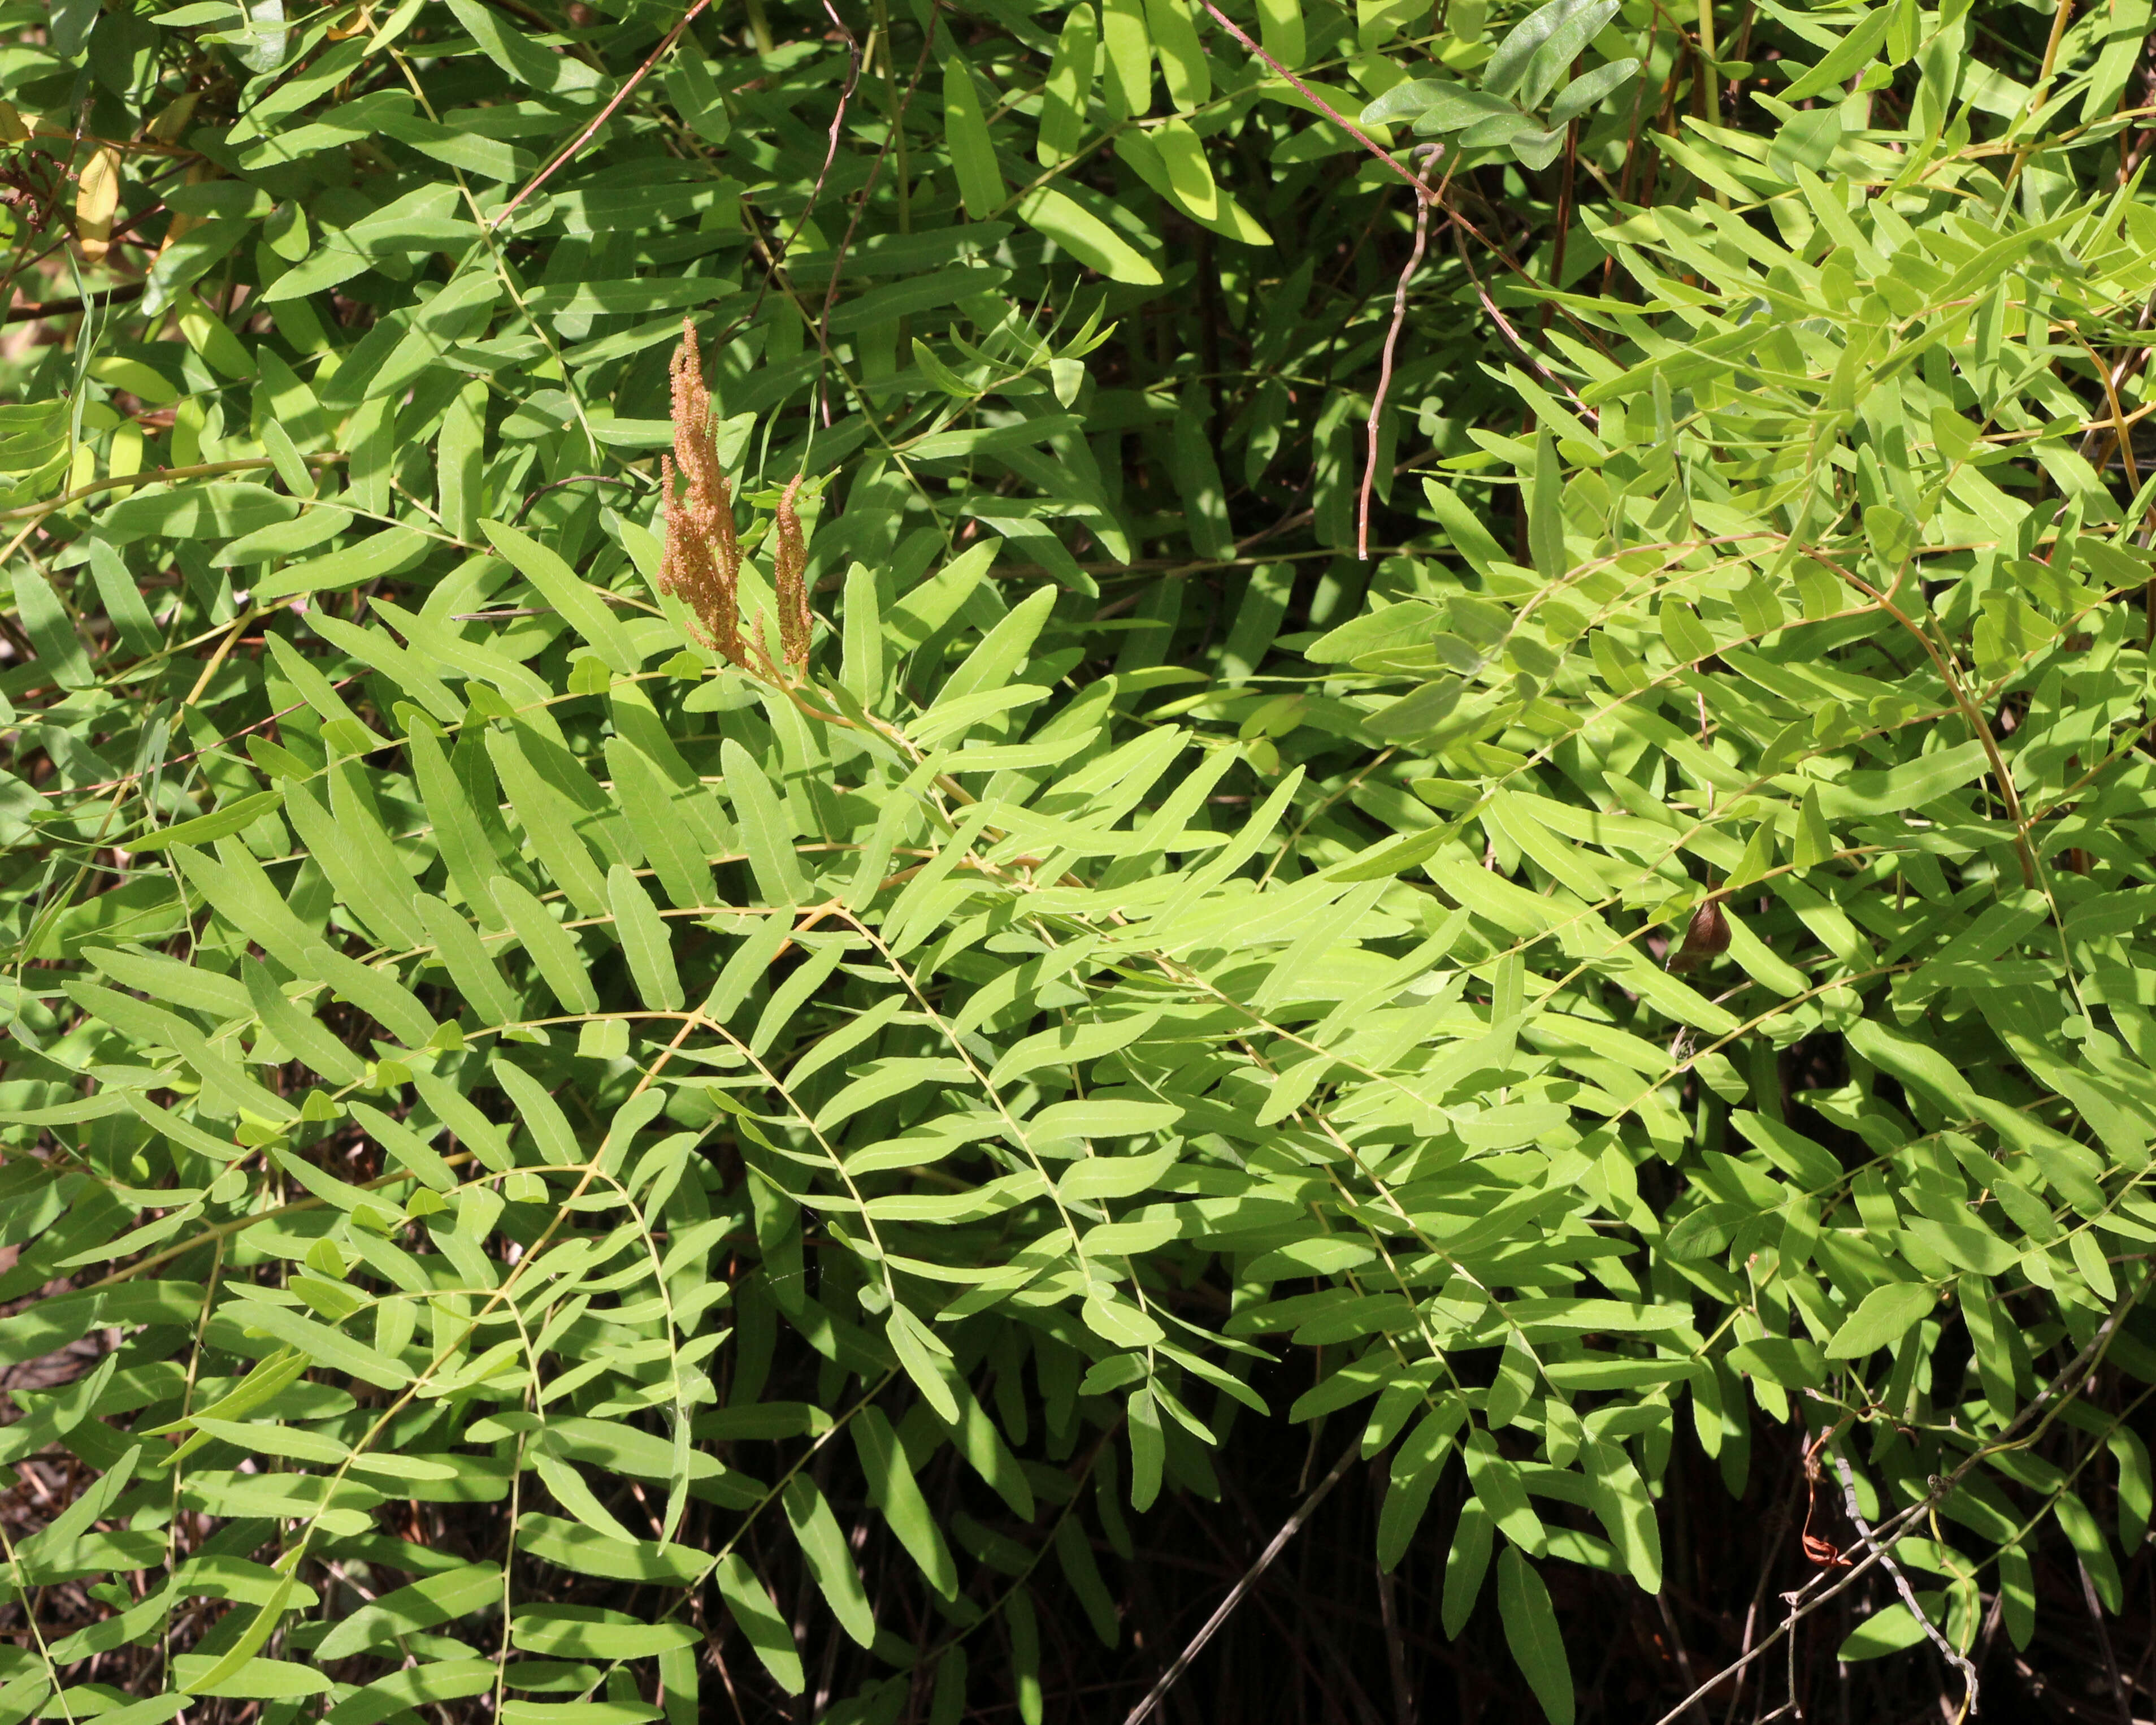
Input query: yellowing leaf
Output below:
<box><xmin>75</xmin><ymin>145</ymin><xmax>120</xmax><ymax>263</ymax></box>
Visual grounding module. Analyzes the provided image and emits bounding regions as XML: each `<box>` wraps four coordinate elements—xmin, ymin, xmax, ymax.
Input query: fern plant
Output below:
<box><xmin>5</xmin><ymin>0</ymin><xmax>2156</xmax><ymax>1719</ymax></box>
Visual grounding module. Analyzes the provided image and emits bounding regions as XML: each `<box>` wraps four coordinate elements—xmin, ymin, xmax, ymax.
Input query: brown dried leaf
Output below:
<box><xmin>1666</xmin><ymin>896</ymin><xmax>1729</xmax><ymax>974</ymax></box>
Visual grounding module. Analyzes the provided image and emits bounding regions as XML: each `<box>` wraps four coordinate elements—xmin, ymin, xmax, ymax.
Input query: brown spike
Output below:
<box><xmin>774</xmin><ymin>475</ymin><xmax>809</xmax><ymax>675</ymax></box>
<box><xmin>658</xmin><ymin>320</ymin><xmax>749</xmax><ymax>671</ymax></box>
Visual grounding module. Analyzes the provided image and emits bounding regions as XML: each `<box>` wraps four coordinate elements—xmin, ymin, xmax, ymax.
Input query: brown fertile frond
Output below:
<box><xmin>774</xmin><ymin>475</ymin><xmax>809</xmax><ymax>675</ymax></box>
<box><xmin>660</xmin><ymin>318</ymin><xmax>754</xmax><ymax>673</ymax></box>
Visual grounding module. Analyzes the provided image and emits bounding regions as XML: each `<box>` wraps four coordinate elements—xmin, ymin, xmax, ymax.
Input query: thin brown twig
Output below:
<box><xmin>510</xmin><ymin>473</ymin><xmax>636</xmax><ymax>523</ymax></box>
<box><xmin>1374</xmin><ymin>1553</ymin><xmax>1413</xmax><ymax>1725</ymax></box>
<box><xmin>816</xmin><ymin>12</ymin><xmax>939</xmax><ymax>351</ymax></box>
<box><xmin>1828</xmin><ymin>1450</ymin><xmax>1977</xmax><ymax>1720</ymax></box>
<box><xmin>1120</xmin><ymin>1437</ymin><xmax>1360</xmax><ymax>1725</ymax></box>
<box><xmin>715</xmin><ymin>18</ymin><xmax>872</xmax><ymax>369</ymax></box>
<box><xmin>2073</xmin><ymin>291</ymin><xmax>2156</xmax><ymax>473</ymax></box>
<box><xmin>782</xmin><ymin>9</ymin><xmax>866</xmax><ymax>266</ymax></box>
<box><xmin>799</xmin><ymin>0</ymin><xmax>867</xmax><ymax>428</ymax></box>
<box><xmin>2076</xmin><ymin>1557</ymin><xmax>2133</xmax><ymax>1725</ymax></box>
<box><xmin>1194</xmin><ymin>0</ymin><xmax>1432</xmax><ymax>205</ymax></box>
<box><xmin>2003</xmin><ymin>0</ymin><xmax>2081</xmax><ymax>193</ymax></box>
<box><xmin>1647</xmin><ymin>1265</ymin><xmax>2147</xmax><ymax>1725</ymax></box>
<box><xmin>491</xmin><ymin>0</ymin><xmax>714</xmax><ymax>231</ymax></box>
<box><xmin>36</xmin><ymin>683</ymin><xmax>362</xmax><ymax>799</ymax></box>
<box><xmin>1444</xmin><ymin>198</ymin><xmax>1587</xmax><ymax>406</ymax></box>
<box><xmin>1721</xmin><ymin>1480</ymin><xmax>1797</xmax><ymax>1725</ymax></box>
<box><xmin>2</xmin><ymin>283</ymin><xmax>143</xmax><ymax>324</ymax></box>
<box><xmin>0</xmin><ymin>454</ymin><xmax>346</xmax><ymax>526</ymax></box>
<box><xmin>1656</xmin><ymin>1592</ymin><xmax>1716</xmax><ymax>1724</ymax></box>
<box><xmin>1360</xmin><ymin>148</ymin><xmax>1443</xmax><ymax>561</ymax></box>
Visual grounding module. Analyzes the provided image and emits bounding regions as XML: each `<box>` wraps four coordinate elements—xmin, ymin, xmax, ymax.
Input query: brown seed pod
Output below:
<box><xmin>1667</xmin><ymin>896</ymin><xmax>1730</xmax><ymax>974</ymax></box>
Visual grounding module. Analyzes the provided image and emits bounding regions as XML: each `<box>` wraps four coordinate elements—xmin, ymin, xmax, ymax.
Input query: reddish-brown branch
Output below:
<box><xmin>1360</xmin><ymin>151</ymin><xmax>1442</xmax><ymax>562</ymax></box>
<box><xmin>1194</xmin><ymin>0</ymin><xmax>1434</xmax><ymax>207</ymax></box>
<box><xmin>492</xmin><ymin>0</ymin><xmax>714</xmax><ymax>231</ymax></box>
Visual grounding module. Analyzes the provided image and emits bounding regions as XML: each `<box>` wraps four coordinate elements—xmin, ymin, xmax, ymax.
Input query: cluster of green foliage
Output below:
<box><xmin>5</xmin><ymin>0</ymin><xmax>2156</xmax><ymax>1717</ymax></box>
